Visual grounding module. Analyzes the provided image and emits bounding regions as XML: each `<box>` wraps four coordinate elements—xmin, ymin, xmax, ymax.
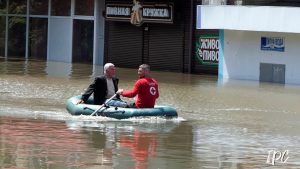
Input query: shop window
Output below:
<box><xmin>29</xmin><ymin>18</ymin><xmax>48</xmax><ymax>60</ymax></box>
<box><xmin>51</xmin><ymin>0</ymin><xmax>71</xmax><ymax>16</ymax></box>
<box><xmin>30</xmin><ymin>0</ymin><xmax>48</xmax><ymax>15</ymax></box>
<box><xmin>8</xmin><ymin>17</ymin><xmax>26</xmax><ymax>57</ymax></box>
<box><xmin>75</xmin><ymin>0</ymin><xmax>94</xmax><ymax>16</ymax></box>
<box><xmin>0</xmin><ymin>16</ymin><xmax>5</xmax><ymax>57</ymax></box>
<box><xmin>0</xmin><ymin>0</ymin><xmax>7</xmax><ymax>14</ymax></box>
<box><xmin>72</xmin><ymin>19</ymin><xmax>94</xmax><ymax>64</ymax></box>
<box><xmin>8</xmin><ymin>0</ymin><xmax>26</xmax><ymax>14</ymax></box>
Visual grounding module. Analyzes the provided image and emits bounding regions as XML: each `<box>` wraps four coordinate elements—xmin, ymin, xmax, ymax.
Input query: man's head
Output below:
<box><xmin>104</xmin><ymin>63</ymin><xmax>116</xmax><ymax>78</ymax></box>
<box><xmin>138</xmin><ymin>64</ymin><xmax>150</xmax><ymax>78</ymax></box>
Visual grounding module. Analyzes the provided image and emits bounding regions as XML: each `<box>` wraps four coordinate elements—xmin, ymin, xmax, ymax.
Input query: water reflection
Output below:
<box><xmin>65</xmin><ymin>118</ymin><xmax>192</xmax><ymax>169</ymax></box>
<box><xmin>0</xmin><ymin>116</ymin><xmax>183</xmax><ymax>169</ymax></box>
<box><xmin>0</xmin><ymin>117</ymin><xmax>92</xmax><ymax>168</ymax></box>
<box><xmin>120</xmin><ymin>130</ymin><xmax>157</xmax><ymax>169</ymax></box>
<box><xmin>0</xmin><ymin>57</ymin><xmax>101</xmax><ymax>79</ymax></box>
<box><xmin>45</xmin><ymin>61</ymin><xmax>72</xmax><ymax>78</ymax></box>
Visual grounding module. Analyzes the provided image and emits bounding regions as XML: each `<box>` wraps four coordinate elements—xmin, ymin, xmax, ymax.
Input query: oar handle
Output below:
<box><xmin>90</xmin><ymin>93</ymin><xmax>117</xmax><ymax>116</ymax></box>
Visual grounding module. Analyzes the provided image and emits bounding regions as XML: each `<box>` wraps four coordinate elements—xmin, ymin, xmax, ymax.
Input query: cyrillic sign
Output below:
<box><xmin>195</xmin><ymin>36</ymin><xmax>219</xmax><ymax>66</ymax></box>
<box><xmin>106</xmin><ymin>6</ymin><xmax>131</xmax><ymax>18</ymax></box>
<box><xmin>261</xmin><ymin>37</ymin><xmax>285</xmax><ymax>52</ymax></box>
<box><xmin>105</xmin><ymin>1</ymin><xmax>173</xmax><ymax>25</ymax></box>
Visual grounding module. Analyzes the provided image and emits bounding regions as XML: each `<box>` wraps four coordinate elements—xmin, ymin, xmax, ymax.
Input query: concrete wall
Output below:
<box><xmin>198</xmin><ymin>5</ymin><xmax>300</xmax><ymax>34</ymax></box>
<box><xmin>221</xmin><ymin>30</ymin><xmax>300</xmax><ymax>84</ymax></box>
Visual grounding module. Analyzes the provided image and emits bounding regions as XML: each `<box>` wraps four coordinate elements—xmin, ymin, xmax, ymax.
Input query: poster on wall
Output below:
<box><xmin>261</xmin><ymin>37</ymin><xmax>285</xmax><ymax>52</ymax></box>
<box><xmin>195</xmin><ymin>36</ymin><xmax>219</xmax><ymax>67</ymax></box>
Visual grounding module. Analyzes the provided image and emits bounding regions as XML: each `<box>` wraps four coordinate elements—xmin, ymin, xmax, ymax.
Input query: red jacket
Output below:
<box><xmin>122</xmin><ymin>78</ymin><xmax>159</xmax><ymax>108</ymax></box>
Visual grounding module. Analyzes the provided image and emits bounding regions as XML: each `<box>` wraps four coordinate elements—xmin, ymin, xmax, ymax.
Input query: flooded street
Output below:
<box><xmin>1</xmin><ymin>58</ymin><xmax>300</xmax><ymax>169</ymax></box>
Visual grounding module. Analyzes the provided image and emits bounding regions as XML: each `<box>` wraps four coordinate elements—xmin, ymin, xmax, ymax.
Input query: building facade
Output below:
<box><xmin>198</xmin><ymin>0</ymin><xmax>300</xmax><ymax>84</ymax></box>
<box><xmin>104</xmin><ymin>0</ymin><xmax>193</xmax><ymax>72</ymax></box>
<box><xmin>2</xmin><ymin>0</ymin><xmax>300</xmax><ymax>84</ymax></box>
<box><xmin>0</xmin><ymin>0</ymin><xmax>220</xmax><ymax>74</ymax></box>
<box><xmin>0</xmin><ymin>0</ymin><xmax>104</xmax><ymax>65</ymax></box>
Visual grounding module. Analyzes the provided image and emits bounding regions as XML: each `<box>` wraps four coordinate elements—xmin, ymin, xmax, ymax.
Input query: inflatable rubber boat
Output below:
<box><xmin>66</xmin><ymin>96</ymin><xmax>178</xmax><ymax>119</ymax></box>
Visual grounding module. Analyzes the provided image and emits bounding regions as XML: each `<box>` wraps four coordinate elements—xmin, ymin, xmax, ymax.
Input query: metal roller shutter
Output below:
<box><xmin>105</xmin><ymin>21</ymin><xmax>184</xmax><ymax>72</ymax></box>
<box><xmin>104</xmin><ymin>0</ymin><xmax>185</xmax><ymax>72</ymax></box>
<box><xmin>105</xmin><ymin>21</ymin><xmax>143</xmax><ymax>68</ymax></box>
<box><xmin>147</xmin><ymin>23</ymin><xmax>184</xmax><ymax>72</ymax></box>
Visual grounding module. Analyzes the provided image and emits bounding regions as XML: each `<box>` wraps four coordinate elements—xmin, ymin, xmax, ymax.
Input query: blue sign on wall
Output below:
<box><xmin>261</xmin><ymin>37</ymin><xmax>285</xmax><ymax>52</ymax></box>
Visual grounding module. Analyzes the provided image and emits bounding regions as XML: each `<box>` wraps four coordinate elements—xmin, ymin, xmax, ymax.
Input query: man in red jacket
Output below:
<box><xmin>117</xmin><ymin>64</ymin><xmax>159</xmax><ymax>108</ymax></box>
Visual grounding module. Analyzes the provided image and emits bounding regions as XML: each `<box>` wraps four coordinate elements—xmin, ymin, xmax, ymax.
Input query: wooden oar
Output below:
<box><xmin>90</xmin><ymin>94</ymin><xmax>117</xmax><ymax>116</ymax></box>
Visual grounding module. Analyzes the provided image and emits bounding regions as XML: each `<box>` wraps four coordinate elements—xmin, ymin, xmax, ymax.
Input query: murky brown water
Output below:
<box><xmin>1</xmin><ymin>57</ymin><xmax>300</xmax><ymax>169</ymax></box>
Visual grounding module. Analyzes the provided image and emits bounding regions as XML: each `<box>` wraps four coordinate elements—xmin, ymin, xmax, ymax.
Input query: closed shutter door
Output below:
<box><xmin>105</xmin><ymin>22</ymin><xmax>143</xmax><ymax>68</ymax></box>
<box><xmin>147</xmin><ymin>23</ymin><xmax>184</xmax><ymax>72</ymax></box>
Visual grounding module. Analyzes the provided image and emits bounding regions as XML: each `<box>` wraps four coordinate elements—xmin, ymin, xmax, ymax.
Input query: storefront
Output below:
<box><xmin>198</xmin><ymin>4</ymin><xmax>300</xmax><ymax>84</ymax></box>
<box><xmin>192</xmin><ymin>0</ymin><xmax>220</xmax><ymax>75</ymax></box>
<box><xmin>0</xmin><ymin>0</ymin><xmax>105</xmax><ymax>65</ymax></box>
<box><xmin>193</xmin><ymin>29</ymin><xmax>219</xmax><ymax>74</ymax></box>
<box><xmin>104</xmin><ymin>0</ymin><xmax>193</xmax><ymax>72</ymax></box>
<box><xmin>104</xmin><ymin>0</ymin><xmax>220</xmax><ymax>74</ymax></box>
<box><xmin>0</xmin><ymin>0</ymin><xmax>220</xmax><ymax>75</ymax></box>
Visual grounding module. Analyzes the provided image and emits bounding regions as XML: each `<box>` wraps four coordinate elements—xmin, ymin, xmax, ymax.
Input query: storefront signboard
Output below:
<box><xmin>195</xmin><ymin>36</ymin><xmax>219</xmax><ymax>66</ymax></box>
<box><xmin>105</xmin><ymin>1</ymin><xmax>173</xmax><ymax>25</ymax></box>
<box><xmin>261</xmin><ymin>37</ymin><xmax>285</xmax><ymax>52</ymax></box>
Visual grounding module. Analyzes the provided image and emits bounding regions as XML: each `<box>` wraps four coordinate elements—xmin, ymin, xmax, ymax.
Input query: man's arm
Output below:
<box><xmin>118</xmin><ymin>81</ymin><xmax>140</xmax><ymax>98</ymax></box>
<box><xmin>81</xmin><ymin>78</ymin><xmax>97</xmax><ymax>102</ymax></box>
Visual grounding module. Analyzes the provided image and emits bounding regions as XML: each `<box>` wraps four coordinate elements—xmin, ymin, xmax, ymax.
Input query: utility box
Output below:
<box><xmin>260</xmin><ymin>63</ymin><xmax>285</xmax><ymax>84</ymax></box>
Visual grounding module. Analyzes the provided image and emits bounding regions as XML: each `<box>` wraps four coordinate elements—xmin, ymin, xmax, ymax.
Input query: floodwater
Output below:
<box><xmin>1</xmin><ymin>58</ymin><xmax>300</xmax><ymax>169</ymax></box>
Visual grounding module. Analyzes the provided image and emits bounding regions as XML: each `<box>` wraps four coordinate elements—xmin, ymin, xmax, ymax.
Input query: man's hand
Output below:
<box><xmin>116</xmin><ymin>89</ymin><xmax>124</xmax><ymax>95</ymax></box>
<box><xmin>76</xmin><ymin>99</ymin><xmax>84</xmax><ymax>105</ymax></box>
